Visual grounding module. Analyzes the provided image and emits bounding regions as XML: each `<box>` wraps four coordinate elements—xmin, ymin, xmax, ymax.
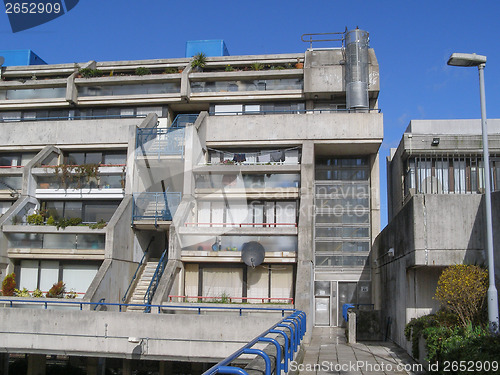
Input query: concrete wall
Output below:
<box><xmin>0</xmin><ymin>308</ymin><xmax>284</xmax><ymax>362</ymax></box>
<box><xmin>0</xmin><ymin>118</ymin><xmax>139</xmax><ymax>148</ymax></box>
<box><xmin>204</xmin><ymin>112</ymin><xmax>383</xmax><ymax>145</ymax></box>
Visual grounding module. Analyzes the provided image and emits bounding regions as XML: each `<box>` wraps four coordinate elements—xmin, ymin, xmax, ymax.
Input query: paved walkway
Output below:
<box><xmin>296</xmin><ymin>327</ymin><xmax>425</xmax><ymax>375</ymax></box>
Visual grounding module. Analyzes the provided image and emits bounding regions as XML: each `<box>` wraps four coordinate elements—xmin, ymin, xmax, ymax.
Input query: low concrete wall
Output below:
<box><xmin>0</xmin><ymin>308</ymin><xmax>284</xmax><ymax>362</ymax></box>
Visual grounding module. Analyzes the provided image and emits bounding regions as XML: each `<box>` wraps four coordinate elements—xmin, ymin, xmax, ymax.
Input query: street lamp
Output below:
<box><xmin>447</xmin><ymin>52</ymin><xmax>499</xmax><ymax>332</ymax></box>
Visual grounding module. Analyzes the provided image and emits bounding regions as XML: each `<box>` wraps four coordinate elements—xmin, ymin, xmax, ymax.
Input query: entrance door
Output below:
<box><xmin>314</xmin><ymin>297</ymin><xmax>330</xmax><ymax>326</ymax></box>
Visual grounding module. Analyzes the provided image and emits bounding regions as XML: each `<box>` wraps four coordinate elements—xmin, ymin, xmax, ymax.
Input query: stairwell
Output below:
<box><xmin>126</xmin><ymin>261</ymin><xmax>159</xmax><ymax>312</ymax></box>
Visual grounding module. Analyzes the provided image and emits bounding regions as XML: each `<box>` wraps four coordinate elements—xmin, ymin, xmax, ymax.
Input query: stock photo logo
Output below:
<box><xmin>4</xmin><ymin>0</ymin><xmax>79</xmax><ymax>32</ymax></box>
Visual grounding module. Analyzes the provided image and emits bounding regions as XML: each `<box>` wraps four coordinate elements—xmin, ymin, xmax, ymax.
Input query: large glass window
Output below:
<box><xmin>314</xmin><ymin>157</ymin><xmax>370</xmax><ymax>268</ymax></box>
<box><xmin>78</xmin><ymin>83</ymin><xmax>180</xmax><ymax>97</ymax></box>
<box><xmin>195</xmin><ymin>173</ymin><xmax>300</xmax><ymax>189</ymax></box>
<box><xmin>42</xmin><ymin>200</ymin><xmax>120</xmax><ymax>222</ymax></box>
<box><xmin>0</xmin><ymin>87</ymin><xmax>66</xmax><ymax>100</ymax></box>
<box><xmin>64</xmin><ymin>151</ymin><xmax>126</xmax><ymax>166</ymax></box>
<box><xmin>404</xmin><ymin>155</ymin><xmax>500</xmax><ymax>196</ymax></box>
<box><xmin>191</xmin><ymin>78</ymin><xmax>303</xmax><ymax>93</ymax></box>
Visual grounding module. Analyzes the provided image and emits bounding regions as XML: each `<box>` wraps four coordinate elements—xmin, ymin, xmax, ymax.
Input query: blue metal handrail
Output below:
<box><xmin>143</xmin><ymin>249</ymin><xmax>168</xmax><ymax>313</ymax></box>
<box><xmin>132</xmin><ymin>192</ymin><xmax>181</xmax><ymax>224</ymax></box>
<box><xmin>0</xmin><ymin>298</ymin><xmax>296</xmax><ymax>316</ymax></box>
<box><xmin>204</xmin><ymin>310</ymin><xmax>306</xmax><ymax>375</ymax></box>
<box><xmin>121</xmin><ymin>237</ymin><xmax>155</xmax><ymax>303</ymax></box>
<box><xmin>171</xmin><ymin>114</ymin><xmax>198</xmax><ymax>128</ymax></box>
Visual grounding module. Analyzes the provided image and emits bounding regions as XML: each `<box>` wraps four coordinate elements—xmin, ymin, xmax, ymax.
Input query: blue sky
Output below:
<box><xmin>2</xmin><ymin>0</ymin><xmax>500</xmax><ymax>226</ymax></box>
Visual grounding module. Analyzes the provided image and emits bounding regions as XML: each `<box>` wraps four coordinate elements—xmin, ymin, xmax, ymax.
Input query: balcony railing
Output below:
<box><xmin>171</xmin><ymin>114</ymin><xmax>198</xmax><ymax>128</ymax></box>
<box><xmin>136</xmin><ymin>127</ymin><xmax>185</xmax><ymax>158</ymax></box>
<box><xmin>7</xmin><ymin>233</ymin><xmax>105</xmax><ymax>250</ymax></box>
<box><xmin>132</xmin><ymin>192</ymin><xmax>182</xmax><ymax>224</ymax></box>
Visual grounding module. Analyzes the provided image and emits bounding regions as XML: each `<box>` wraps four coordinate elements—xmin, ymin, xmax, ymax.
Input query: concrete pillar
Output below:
<box><xmin>27</xmin><ymin>354</ymin><xmax>46</xmax><ymax>375</ymax></box>
<box><xmin>296</xmin><ymin>140</ymin><xmax>315</xmax><ymax>341</ymax></box>
<box><xmin>122</xmin><ymin>359</ymin><xmax>132</xmax><ymax>375</ymax></box>
<box><xmin>348</xmin><ymin>311</ymin><xmax>356</xmax><ymax>343</ymax></box>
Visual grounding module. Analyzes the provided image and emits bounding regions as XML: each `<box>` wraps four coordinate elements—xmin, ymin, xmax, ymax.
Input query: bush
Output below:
<box><xmin>14</xmin><ymin>287</ymin><xmax>30</xmax><ymax>297</ymax></box>
<box><xmin>47</xmin><ymin>281</ymin><xmax>65</xmax><ymax>298</ymax></box>
<box><xmin>32</xmin><ymin>289</ymin><xmax>44</xmax><ymax>297</ymax></box>
<box><xmin>1</xmin><ymin>273</ymin><xmax>16</xmax><ymax>296</ymax></box>
<box><xmin>135</xmin><ymin>67</ymin><xmax>151</xmax><ymax>76</ymax></box>
<box><xmin>435</xmin><ymin>264</ymin><xmax>488</xmax><ymax>326</ymax></box>
<box><xmin>46</xmin><ymin>216</ymin><xmax>56</xmax><ymax>226</ymax></box>
<box><xmin>423</xmin><ymin>324</ymin><xmax>500</xmax><ymax>374</ymax></box>
<box><xmin>78</xmin><ymin>68</ymin><xmax>104</xmax><ymax>78</ymax></box>
<box><xmin>27</xmin><ymin>213</ymin><xmax>44</xmax><ymax>225</ymax></box>
<box><xmin>191</xmin><ymin>53</ymin><xmax>206</xmax><ymax>69</ymax></box>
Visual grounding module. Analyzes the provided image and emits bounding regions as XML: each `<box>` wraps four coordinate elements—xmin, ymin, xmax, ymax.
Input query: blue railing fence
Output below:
<box><xmin>0</xmin><ymin>298</ymin><xmax>296</xmax><ymax>316</ymax></box>
<box><xmin>121</xmin><ymin>237</ymin><xmax>155</xmax><ymax>303</ymax></box>
<box><xmin>135</xmin><ymin>114</ymin><xmax>197</xmax><ymax>159</ymax></box>
<box><xmin>203</xmin><ymin>310</ymin><xmax>306</xmax><ymax>375</ymax></box>
<box><xmin>132</xmin><ymin>192</ymin><xmax>181</xmax><ymax>225</ymax></box>
<box><xmin>143</xmin><ymin>249</ymin><xmax>168</xmax><ymax>313</ymax></box>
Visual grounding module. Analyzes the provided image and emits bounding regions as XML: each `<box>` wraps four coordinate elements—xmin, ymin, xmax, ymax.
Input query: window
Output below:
<box><xmin>64</xmin><ymin>151</ymin><xmax>126</xmax><ymax>166</ymax></box>
<box><xmin>42</xmin><ymin>200</ymin><xmax>120</xmax><ymax>222</ymax></box>
<box><xmin>404</xmin><ymin>155</ymin><xmax>500</xmax><ymax>196</ymax></box>
<box><xmin>314</xmin><ymin>157</ymin><xmax>371</xmax><ymax>268</ymax></box>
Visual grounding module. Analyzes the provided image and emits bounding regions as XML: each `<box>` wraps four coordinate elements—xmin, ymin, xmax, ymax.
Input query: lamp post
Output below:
<box><xmin>447</xmin><ymin>53</ymin><xmax>499</xmax><ymax>332</ymax></box>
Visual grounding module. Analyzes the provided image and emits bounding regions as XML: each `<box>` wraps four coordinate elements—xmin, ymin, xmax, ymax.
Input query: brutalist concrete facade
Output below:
<box><xmin>0</xmin><ymin>32</ymin><xmax>382</xmax><ymax>372</ymax></box>
<box><xmin>375</xmin><ymin>119</ymin><xmax>500</xmax><ymax>349</ymax></box>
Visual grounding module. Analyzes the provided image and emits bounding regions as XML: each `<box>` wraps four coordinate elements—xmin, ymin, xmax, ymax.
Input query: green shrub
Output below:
<box><xmin>135</xmin><ymin>67</ymin><xmax>151</xmax><ymax>76</ymax></box>
<box><xmin>191</xmin><ymin>53</ymin><xmax>207</xmax><ymax>69</ymax></box>
<box><xmin>435</xmin><ymin>264</ymin><xmax>488</xmax><ymax>326</ymax></box>
<box><xmin>79</xmin><ymin>68</ymin><xmax>104</xmax><ymax>78</ymax></box>
<box><xmin>164</xmin><ymin>67</ymin><xmax>178</xmax><ymax>74</ymax></box>
<box><xmin>67</xmin><ymin>217</ymin><xmax>82</xmax><ymax>226</ymax></box>
<box><xmin>14</xmin><ymin>287</ymin><xmax>30</xmax><ymax>297</ymax></box>
<box><xmin>1</xmin><ymin>273</ymin><xmax>16</xmax><ymax>296</ymax></box>
<box><xmin>32</xmin><ymin>289</ymin><xmax>44</xmax><ymax>298</ymax></box>
<box><xmin>250</xmin><ymin>63</ymin><xmax>264</xmax><ymax>71</ymax></box>
<box><xmin>47</xmin><ymin>281</ymin><xmax>65</xmax><ymax>298</ymax></box>
<box><xmin>27</xmin><ymin>213</ymin><xmax>44</xmax><ymax>225</ymax></box>
<box><xmin>46</xmin><ymin>216</ymin><xmax>55</xmax><ymax>226</ymax></box>
<box><xmin>89</xmin><ymin>219</ymin><xmax>106</xmax><ymax>229</ymax></box>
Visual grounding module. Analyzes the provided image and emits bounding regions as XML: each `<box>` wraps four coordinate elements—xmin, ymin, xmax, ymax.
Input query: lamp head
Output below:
<box><xmin>447</xmin><ymin>53</ymin><xmax>486</xmax><ymax>67</ymax></box>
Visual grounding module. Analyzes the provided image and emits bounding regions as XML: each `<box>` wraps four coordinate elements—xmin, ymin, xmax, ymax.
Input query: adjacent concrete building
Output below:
<box><xmin>374</xmin><ymin>119</ymin><xmax>500</xmax><ymax>348</ymax></box>
<box><xmin>0</xmin><ymin>30</ymin><xmax>382</xmax><ymax>372</ymax></box>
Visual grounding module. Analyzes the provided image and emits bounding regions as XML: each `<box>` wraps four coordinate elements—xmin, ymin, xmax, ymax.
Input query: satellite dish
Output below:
<box><xmin>0</xmin><ymin>57</ymin><xmax>5</xmax><ymax>66</ymax></box>
<box><xmin>241</xmin><ymin>241</ymin><xmax>265</xmax><ymax>267</ymax></box>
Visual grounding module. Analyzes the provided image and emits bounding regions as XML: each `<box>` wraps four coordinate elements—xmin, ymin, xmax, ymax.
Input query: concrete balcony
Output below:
<box><xmin>202</xmin><ymin>112</ymin><xmax>383</xmax><ymax>150</ymax></box>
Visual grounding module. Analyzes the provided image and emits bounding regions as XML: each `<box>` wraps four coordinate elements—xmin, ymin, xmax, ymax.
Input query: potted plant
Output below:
<box><xmin>295</xmin><ymin>58</ymin><xmax>304</xmax><ymax>69</ymax></box>
<box><xmin>191</xmin><ymin>53</ymin><xmax>207</xmax><ymax>71</ymax></box>
<box><xmin>1</xmin><ymin>273</ymin><xmax>16</xmax><ymax>296</ymax></box>
<box><xmin>135</xmin><ymin>67</ymin><xmax>151</xmax><ymax>76</ymax></box>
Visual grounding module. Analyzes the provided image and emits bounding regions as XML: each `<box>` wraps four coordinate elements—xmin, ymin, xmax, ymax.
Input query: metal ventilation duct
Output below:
<box><xmin>345</xmin><ymin>29</ymin><xmax>369</xmax><ymax>110</ymax></box>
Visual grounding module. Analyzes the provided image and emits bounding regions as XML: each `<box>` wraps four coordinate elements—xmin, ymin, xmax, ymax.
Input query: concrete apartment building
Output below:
<box><xmin>0</xmin><ymin>30</ymin><xmax>382</xmax><ymax>373</ymax></box>
<box><xmin>374</xmin><ymin>119</ymin><xmax>500</xmax><ymax>349</ymax></box>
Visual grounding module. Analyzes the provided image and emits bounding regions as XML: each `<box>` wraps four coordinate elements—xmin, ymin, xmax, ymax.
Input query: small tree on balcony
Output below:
<box><xmin>1</xmin><ymin>273</ymin><xmax>16</xmax><ymax>296</ymax></box>
<box><xmin>46</xmin><ymin>281</ymin><xmax>66</xmax><ymax>298</ymax></box>
<box><xmin>435</xmin><ymin>264</ymin><xmax>488</xmax><ymax>327</ymax></box>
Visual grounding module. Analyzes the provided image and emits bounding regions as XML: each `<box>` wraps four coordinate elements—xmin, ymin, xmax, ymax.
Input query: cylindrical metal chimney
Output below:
<box><xmin>345</xmin><ymin>29</ymin><xmax>369</xmax><ymax>110</ymax></box>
